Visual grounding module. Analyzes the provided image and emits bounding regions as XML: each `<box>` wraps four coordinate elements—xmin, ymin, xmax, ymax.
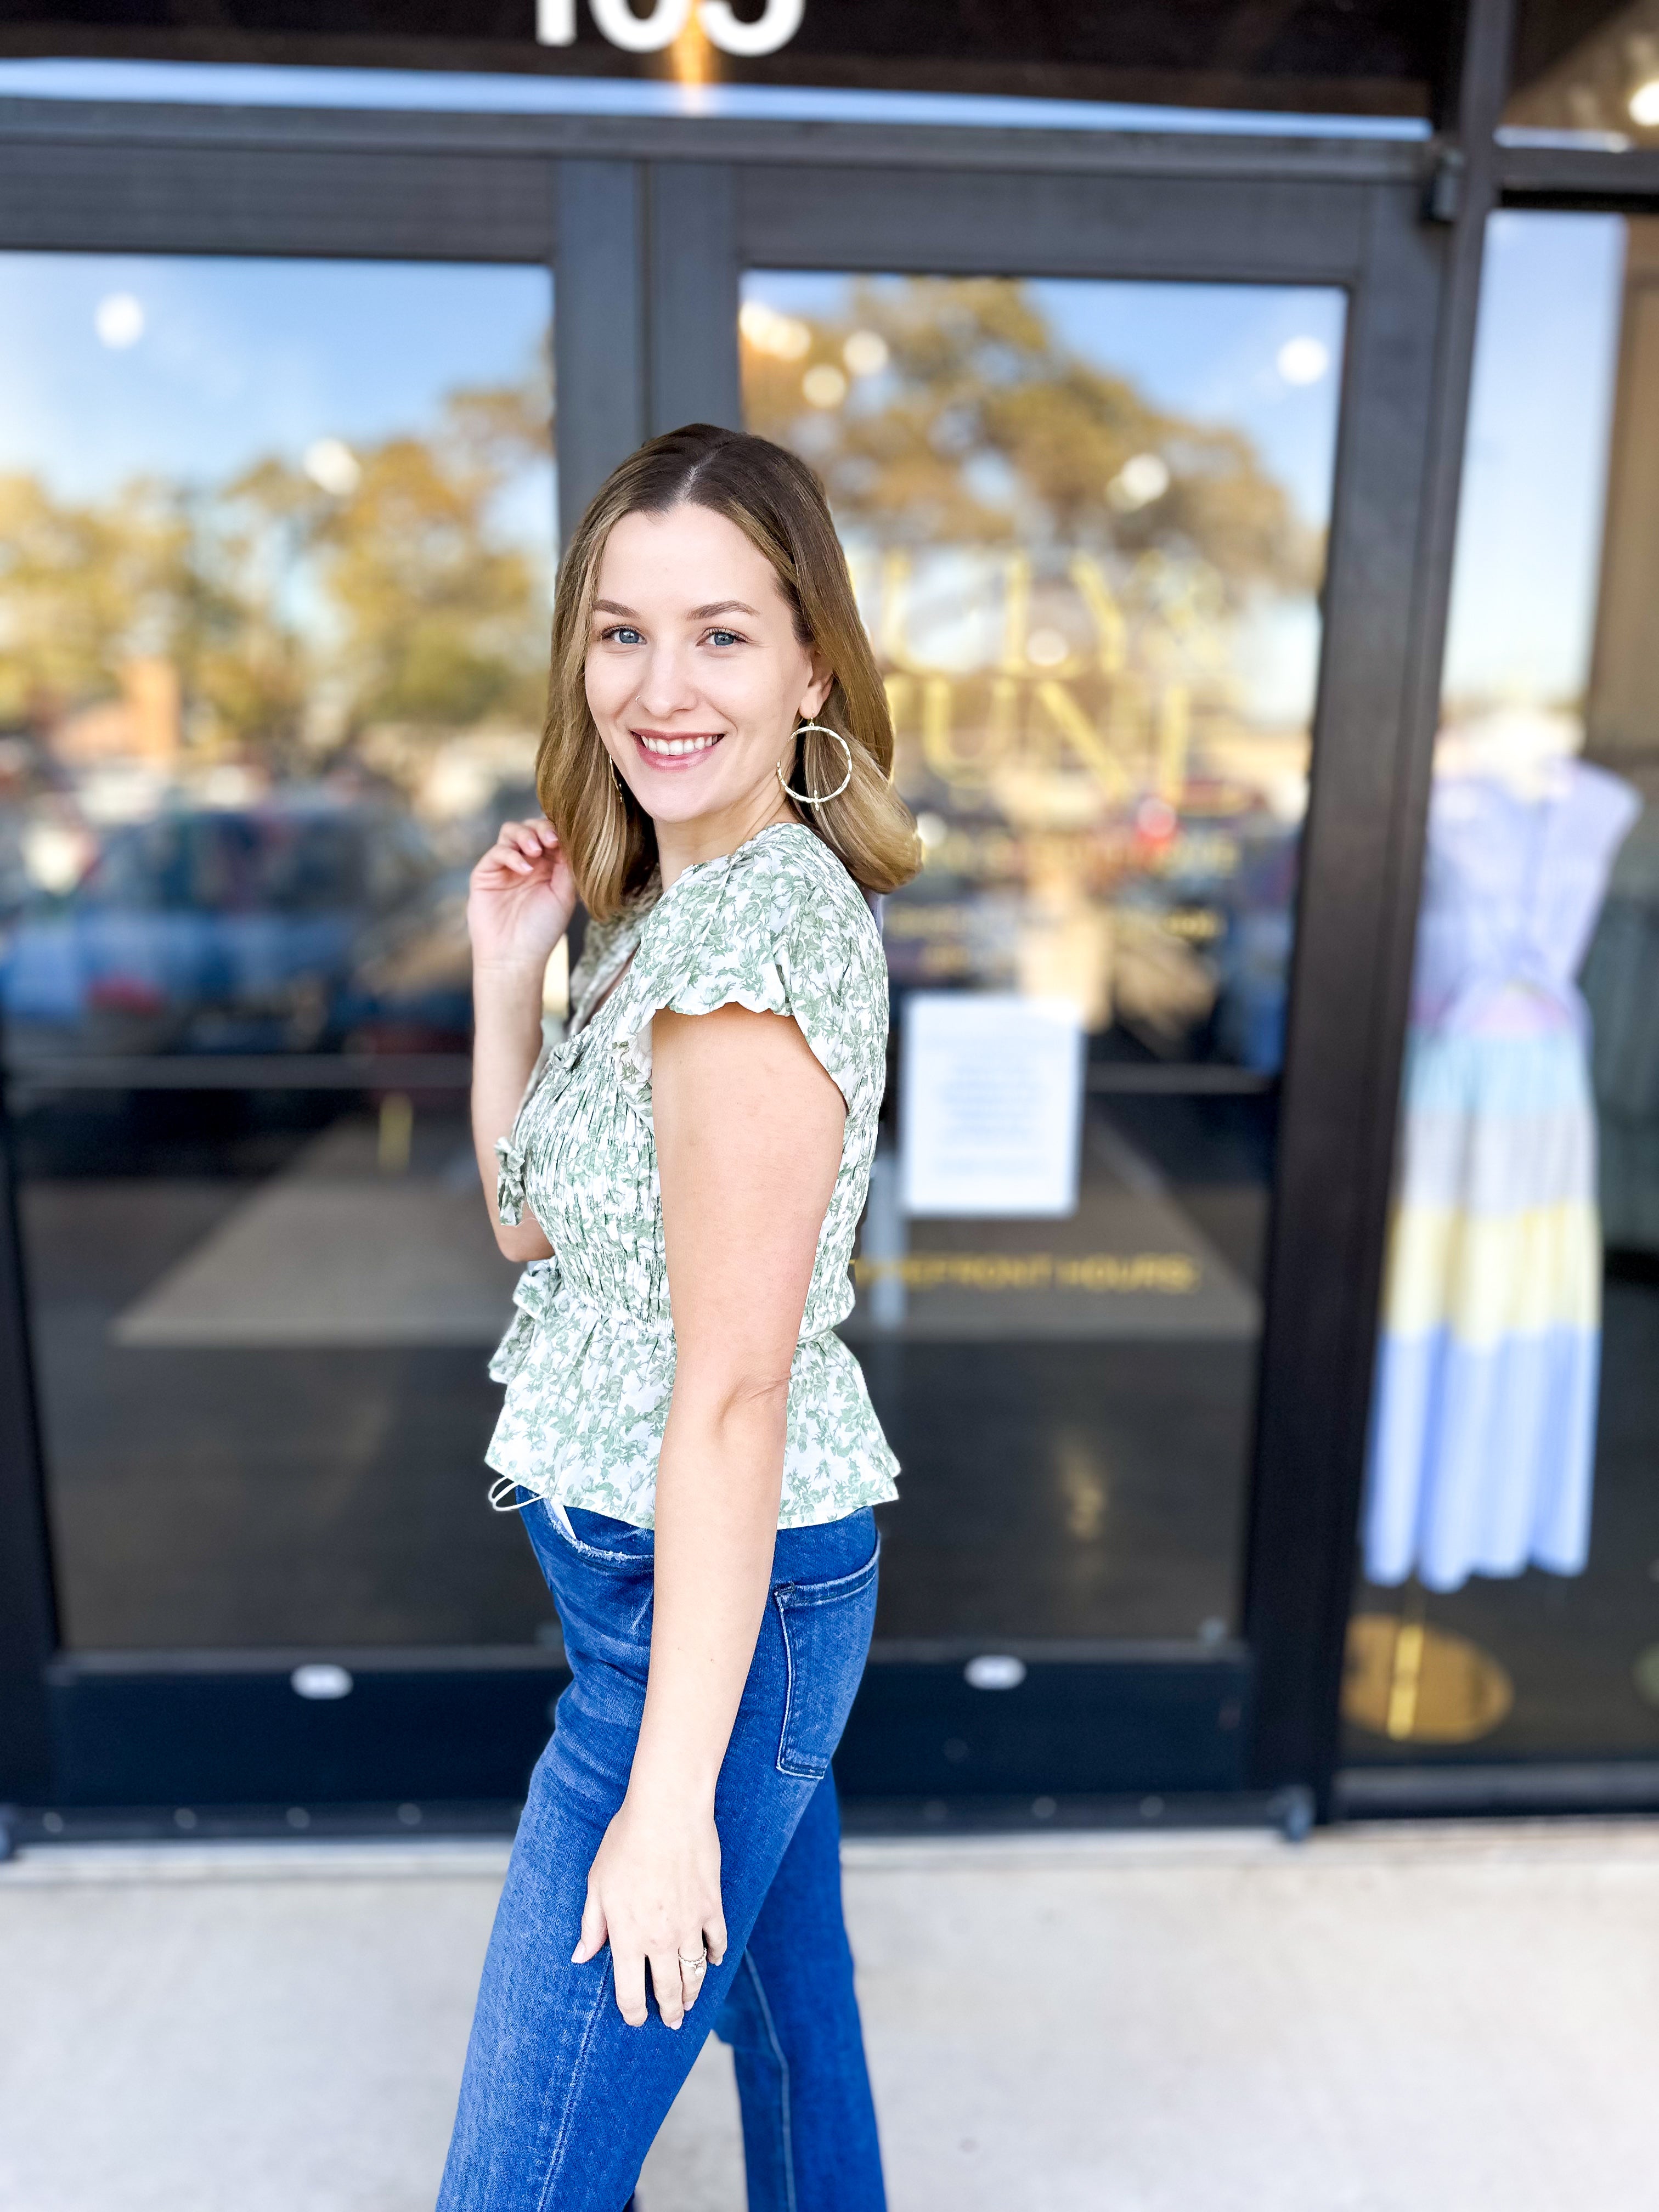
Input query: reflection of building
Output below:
<box><xmin>1588</xmin><ymin>219</ymin><xmax>1659</xmax><ymax>778</ymax></box>
<box><xmin>1582</xmin><ymin>222</ymin><xmax>1659</xmax><ymax>1261</ymax></box>
<box><xmin>52</xmin><ymin>658</ymin><xmax>180</xmax><ymax>768</ymax></box>
<box><xmin>1506</xmin><ymin>0</ymin><xmax>1659</xmax><ymax>139</ymax></box>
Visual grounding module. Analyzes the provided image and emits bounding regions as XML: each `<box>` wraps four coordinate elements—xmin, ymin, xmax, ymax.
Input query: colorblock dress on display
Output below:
<box><xmin>1365</xmin><ymin>759</ymin><xmax>1640</xmax><ymax>1593</ymax></box>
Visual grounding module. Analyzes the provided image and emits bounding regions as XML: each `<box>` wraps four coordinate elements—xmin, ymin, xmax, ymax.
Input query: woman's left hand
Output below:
<box><xmin>573</xmin><ymin>1790</ymin><xmax>729</xmax><ymax>2029</ymax></box>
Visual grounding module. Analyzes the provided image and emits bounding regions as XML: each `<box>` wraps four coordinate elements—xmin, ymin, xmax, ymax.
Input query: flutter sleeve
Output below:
<box><xmin>608</xmin><ymin>836</ymin><xmax>888</xmax><ymax>1120</ymax></box>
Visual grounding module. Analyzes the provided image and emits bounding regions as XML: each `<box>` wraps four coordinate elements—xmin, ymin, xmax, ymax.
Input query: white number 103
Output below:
<box><xmin>537</xmin><ymin>0</ymin><xmax>805</xmax><ymax>58</ymax></box>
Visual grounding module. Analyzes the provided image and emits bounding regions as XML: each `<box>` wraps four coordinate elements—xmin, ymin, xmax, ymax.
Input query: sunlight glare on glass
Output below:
<box><xmin>22</xmin><ymin>820</ymin><xmax>96</xmax><ymax>894</ymax></box>
<box><xmin>1277</xmin><ymin>335</ymin><xmax>1331</xmax><ymax>386</ymax></box>
<box><xmin>1107</xmin><ymin>452</ymin><xmax>1170</xmax><ymax>510</ymax></box>
<box><xmin>803</xmin><ymin>363</ymin><xmax>848</xmax><ymax>409</ymax></box>
<box><xmin>303</xmin><ymin>437</ymin><xmax>362</xmax><ymax>496</ymax></box>
<box><xmin>738</xmin><ymin>299</ymin><xmax>811</xmax><ymax>359</ymax></box>
<box><xmin>1632</xmin><ymin>77</ymin><xmax>1659</xmax><ymax>127</ymax></box>
<box><xmin>94</xmin><ymin>291</ymin><xmax>144</xmax><ymax>349</ymax></box>
<box><xmin>843</xmin><ymin>329</ymin><xmax>889</xmax><ymax>377</ymax></box>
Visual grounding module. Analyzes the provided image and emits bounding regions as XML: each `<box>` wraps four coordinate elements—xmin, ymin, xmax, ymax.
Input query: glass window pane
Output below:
<box><xmin>1347</xmin><ymin>213</ymin><xmax>1659</xmax><ymax>1763</ymax></box>
<box><xmin>0</xmin><ymin>253</ymin><xmax>558</xmax><ymax>1651</ymax></box>
<box><xmin>1507</xmin><ymin>1</ymin><xmax>1659</xmax><ymax>144</ymax></box>
<box><xmin>743</xmin><ymin>272</ymin><xmax>1346</xmax><ymax>1644</ymax></box>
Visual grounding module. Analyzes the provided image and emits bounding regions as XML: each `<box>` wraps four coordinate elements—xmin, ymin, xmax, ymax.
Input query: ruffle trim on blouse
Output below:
<box><xmin>607</xmin><ymin>831</ymin><xmax>869</xmax><ymax>1115</ymax></box>
<box><xmin>484</xmin><ymin>1273</ymin><xmax>898</xmax><ymax>1528</ymax></box>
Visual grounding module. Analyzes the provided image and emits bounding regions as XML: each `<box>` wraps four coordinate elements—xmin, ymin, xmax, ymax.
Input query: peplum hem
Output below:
<box><xmin>484</xmin><ymin>1263</ymin><xmax>897</xmax><ymax>1530</ymax></box>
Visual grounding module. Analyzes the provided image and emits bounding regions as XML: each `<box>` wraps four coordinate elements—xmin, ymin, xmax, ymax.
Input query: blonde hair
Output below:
<box><xmin>537</xmin><ymin>424</ymin><xmax>919</xmax><ymax>919</ymax></box>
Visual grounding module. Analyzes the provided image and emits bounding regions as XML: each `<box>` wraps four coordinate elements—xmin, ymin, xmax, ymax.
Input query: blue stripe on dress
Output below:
<box><xmin>1365</xmin><ymin>1023</ymin><xmax>1603</xmax><ymax>1592</ymax></box>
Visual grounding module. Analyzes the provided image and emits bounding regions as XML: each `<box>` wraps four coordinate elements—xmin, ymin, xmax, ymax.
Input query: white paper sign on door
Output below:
<box><xmin>900</xmin><ymin>993</ymin><xmax>1085</xmax><ymax>1218</ymax></box>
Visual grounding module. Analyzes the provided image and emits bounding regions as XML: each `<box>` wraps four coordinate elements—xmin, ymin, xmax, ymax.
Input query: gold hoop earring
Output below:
<box><xmin>777</xmin><ymin>721</ymin><xmax>854</xmax><ymax>808</ymax></box>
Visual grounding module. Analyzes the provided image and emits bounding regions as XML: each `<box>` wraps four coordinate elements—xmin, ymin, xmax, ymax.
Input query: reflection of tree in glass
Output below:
<box><xmin>745</xmin><ymin>280</ymin><xmax>1321</xmax><ymax>1069</ymax></box>
<box><xmin>0</xmin><ymin>474</ymin><xmax>203</xmax><ymax>720</ymax></box>
<box><xmin>0</xmin><ymin>349</ymin><xmax>553</xmax><ymax>766</ymax></box>
<box><xmin>742</xmin><ymin>278</ymin><xmax>1318</xmax><ymax>600</ymax></box>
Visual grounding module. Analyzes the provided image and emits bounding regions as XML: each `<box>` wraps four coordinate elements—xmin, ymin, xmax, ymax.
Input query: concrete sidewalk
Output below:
<box><xmin>2</xmin><ymin>1819</ymin><xmax>1655</xmax><ymax>2211</ymax></box>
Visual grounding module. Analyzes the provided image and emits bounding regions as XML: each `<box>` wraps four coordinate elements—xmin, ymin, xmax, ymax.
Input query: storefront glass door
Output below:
<box><xmin>1</xmin><ymin>251</ymin><xmax>560</xmax><ymax>1661</ymax></box>
<box><xmin>742</xmin><ymin>273</ymin><xmax>1346</xmax><ymax>1668</ymax></box>
<box><xmin>1345</xmin><ymin>212</ymin><xmax>1659</xmax><ymax>1776</ymax></box>
<box><xmin>0</xmin><ymin>129</ymin><xmax>1449</xmax><ymax>1819</ymax></box>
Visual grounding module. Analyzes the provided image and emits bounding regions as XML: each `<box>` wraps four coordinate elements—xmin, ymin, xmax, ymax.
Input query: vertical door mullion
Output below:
<box><xmin>1241</xmin><ymin>179</ymin><xmax>1448</xmax><ymax>1803</ymax></box>
<box><xmin>0</xmin><ymin>1109</ymin><xmax>57</xmax><ymax>1801</ymax></box>
<box><xmin>1243</xmin><ymin>2</ymin><xmax>1515</xmax><ymax>1810</ymax></box>
<box><xmin>555</xmin><ymin>159</ymin><xmax>650</xmax><ymax>544</ymax></box>
<box><xmin>647</xmin><ymin>162</ymin><xmax>742</xmax><ymax>437</ymax></box>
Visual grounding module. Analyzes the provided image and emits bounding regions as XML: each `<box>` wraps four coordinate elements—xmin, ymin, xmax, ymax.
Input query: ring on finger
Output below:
<box><xmin>679</xmin><ymin>1948</ymin><xmax>707</xmax><ymax>1973</ymax></box>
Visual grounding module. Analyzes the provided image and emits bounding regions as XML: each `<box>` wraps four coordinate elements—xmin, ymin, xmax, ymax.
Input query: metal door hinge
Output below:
<box><xmin>1424</xmin><ymin>144</ymin><xmax>1466</xmax><ymax>224</ymax></box>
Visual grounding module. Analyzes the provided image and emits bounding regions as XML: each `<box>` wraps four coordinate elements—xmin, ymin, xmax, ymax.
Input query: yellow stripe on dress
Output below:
<box><xmin>1379</xmin><ymin>1200</ymin><xmax>1601</xmax><ymax>1344</ymax></box>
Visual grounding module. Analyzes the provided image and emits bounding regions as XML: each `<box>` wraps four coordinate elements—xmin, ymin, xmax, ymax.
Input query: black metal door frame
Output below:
<box><xmin>0</xmin><ymin>4</ymin><xmax>1596</xmax><ymax>1827</ymax></box>
<box><xmin>682</xmin><ymin>139</ymin><xmax>1460</xmax><ymax>1820</ymax></box>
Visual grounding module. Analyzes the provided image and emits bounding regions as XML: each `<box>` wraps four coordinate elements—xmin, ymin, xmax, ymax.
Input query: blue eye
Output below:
<box><xmin>707</xmin><ymin>629</ymin><xmax>742</xmax><ymax>647</ymax></box>
<box><xmin>603</xmin><ymin>625</ymin><xmax>644</xmax><ymax>645</ymax></box>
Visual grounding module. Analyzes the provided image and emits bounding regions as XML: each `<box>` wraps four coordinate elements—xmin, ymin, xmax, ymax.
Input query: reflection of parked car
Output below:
<box><xmin>1</xmin><ymin>798</ymin><xmax>462</xmax><ymax>1058</ymax></box>
<box><xmin>337</xmin><ymin>876</ymin><xmax>475</xmax><ymax>1055</ymax></box>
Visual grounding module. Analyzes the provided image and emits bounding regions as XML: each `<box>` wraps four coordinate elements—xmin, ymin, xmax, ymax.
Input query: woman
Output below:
<box><xmin>439</xmin><ymin>424</ymin><xmax>918</xmax><ymax>2211</ymax></box>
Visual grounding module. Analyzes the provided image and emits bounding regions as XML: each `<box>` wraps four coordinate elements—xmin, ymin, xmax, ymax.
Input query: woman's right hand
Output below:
<box><xmin>467</xmin><ymin>818</ymin><xmax>577</xmax><ymax>975</ymax></box>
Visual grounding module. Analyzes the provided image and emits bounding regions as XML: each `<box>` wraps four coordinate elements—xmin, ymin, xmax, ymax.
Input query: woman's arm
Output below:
<box><xmin>572</xmin><ymin>1001</ymin><xmax>846</xmax><ymax>2028</ymax></box>
<box><xmin>466</xmin><ymin>817</ymin><xmax>576</xmax><ymax>1262</ymax></box>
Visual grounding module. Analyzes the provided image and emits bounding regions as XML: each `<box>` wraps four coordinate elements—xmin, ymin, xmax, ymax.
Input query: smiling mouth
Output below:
<box><xmin>633</xmin><ymin>729</ymin><xmax>723</xmax><ymax>763</ymax></box>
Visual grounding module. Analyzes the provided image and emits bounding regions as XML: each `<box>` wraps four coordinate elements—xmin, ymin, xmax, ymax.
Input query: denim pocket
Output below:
<box><xmin>551</xmin><ymin>1503</ymin><xmax>656</xmax><ymax>1567</ymax></box>
<box><xmin>773</xmin><ymin>1536</ymin><xmax>880</xmax><ymax>1781</ymax></box>
<box><xmin>526</xmin><ymin>1502</ymin><xmax>656</xmax><ymax>1651</ymax></box>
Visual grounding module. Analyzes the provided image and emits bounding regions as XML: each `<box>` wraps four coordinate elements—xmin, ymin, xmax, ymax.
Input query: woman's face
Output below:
<box><xmin>585</xmin><ymin>503</ymin><xmax>831</xmax><ymax>843</ymax></box>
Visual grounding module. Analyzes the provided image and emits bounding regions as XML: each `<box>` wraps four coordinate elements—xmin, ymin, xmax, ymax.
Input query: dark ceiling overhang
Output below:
<box><xmin>0</xmin><ymin>2</ymin><xmax>1459</xmax><ymax>119</ymax></box>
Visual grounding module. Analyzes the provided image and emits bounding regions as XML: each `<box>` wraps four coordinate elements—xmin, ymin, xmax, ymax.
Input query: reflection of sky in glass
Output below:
<box><xmin>0</xmin><ymin>253</ymin><xmax>556</xmax><ymax>555</ymax></box>
<box><xmin>747</xmin><ymin>271</ymin><xmax>1345</xmax><ymax>728</ymax></box>
<box><xmin>1029</xmin><ymin>281</ymin><xmax>1345</xmax><ymax>532</ymax></box>
<box><xmin>749</xmin><ymin>271</ymin><xmax>1345</xmax><ymax>531</ymax></box>
<box><xmin>0</xmin><ymin>57</ymin><xmax>1432</xmax><ymax>139</ymax></box>
<box><xmin>1441</xmin><ymin>212</ymin><xmax>1626</xmax><ymax>713</ymax></box>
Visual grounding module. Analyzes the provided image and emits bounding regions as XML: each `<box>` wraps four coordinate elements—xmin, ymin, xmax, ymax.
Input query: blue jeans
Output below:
<box><xmin>438</xmin><ymin>1500</ymin><xmax>887</xmax><ymax>2212</ymax></box>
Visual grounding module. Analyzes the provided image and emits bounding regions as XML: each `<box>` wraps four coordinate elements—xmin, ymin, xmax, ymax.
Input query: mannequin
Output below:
<box><xmin>1365</xmin><ymin>707</ymin><xmax>1640</xmax><ymax>1593</ymax></box>
<box><xmin>1430</xmin><ymin>704</ymin><xmax>1581</xmax><ymax>803</ymax></box>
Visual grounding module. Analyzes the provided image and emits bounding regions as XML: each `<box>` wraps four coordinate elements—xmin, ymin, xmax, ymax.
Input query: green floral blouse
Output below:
<box><xmin>486</xmin><ymin>822</ymin><xmax>900</xmax><ymax>1528</ymax></box>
